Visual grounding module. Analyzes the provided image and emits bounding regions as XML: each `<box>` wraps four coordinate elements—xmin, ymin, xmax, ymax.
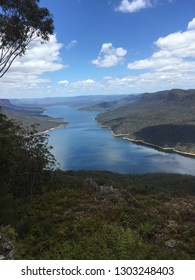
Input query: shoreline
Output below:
<box><xmin>122</xmin><ymin>136</ymin><xmax>195</xmax><ymax>157</ymax></box>
<box><xmin>40</xmin><ymin>110</ymin><xmax>69</xmax><ymax>134</ymax></box>
<box><xmin>41</xmin><ymin>122</ymin><xmax>69</xmax><ymax>134</ymax></box>
<box><xmin>98</xmin><ymin>120</ymin><xmax>195</xmax><ymax>157</ymax></box>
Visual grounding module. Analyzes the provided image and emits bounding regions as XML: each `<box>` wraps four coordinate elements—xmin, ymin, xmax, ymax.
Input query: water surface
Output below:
<box><xmin>45</xmin><ymin>106</ymin><xmax>195</xmax><ymax>175</ymax></box>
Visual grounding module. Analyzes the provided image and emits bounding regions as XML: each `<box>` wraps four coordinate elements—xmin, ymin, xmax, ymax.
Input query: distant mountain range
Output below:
<box><xmin>96</xmin><ymin>89</ymin><xmax>195</xmax><ymax>155</ymax></box>
<box><xmin>0</xmin><ymin>94</ymin><xmax>132</xmax><ymax>132</ymax></box>
<box><xmin>10</xmin><ymin>94</ymin><xmax>129</xmax><ymax>108</ymax></box>
<box><xmin>79</xmin><ymin>94</ymin><xmax>140</xmax><ymax>111</ymax></box>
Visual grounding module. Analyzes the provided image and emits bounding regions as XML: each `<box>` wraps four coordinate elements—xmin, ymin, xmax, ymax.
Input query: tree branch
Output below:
<box><xmin>0</xmin><ymin>47</ymin><xmax>24</xmax><ymax>78</ymax></box>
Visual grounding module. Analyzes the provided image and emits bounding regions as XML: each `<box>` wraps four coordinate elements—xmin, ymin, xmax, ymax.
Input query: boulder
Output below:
<box><xmin>0</xmin><ymin>234</ymin><xmax>14</xmax><ymax>260</ymax></box>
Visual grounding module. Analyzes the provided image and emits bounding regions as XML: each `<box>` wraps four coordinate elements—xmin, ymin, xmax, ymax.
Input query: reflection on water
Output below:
<box><xmin>45</xmin><ymin>106</ymin><xmax>195</xmax><ymax>175</ymax></box>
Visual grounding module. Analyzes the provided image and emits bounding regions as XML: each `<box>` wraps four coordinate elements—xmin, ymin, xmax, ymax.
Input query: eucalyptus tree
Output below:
<box><xmin>0</xmin><ymin>113</ymin><xmax>56</xmax><ymax>202</ymax></box>
<box><xmin>0</xmin><ymin>0</ymin><xmax>54</xmax><ymax>78</ymax></box>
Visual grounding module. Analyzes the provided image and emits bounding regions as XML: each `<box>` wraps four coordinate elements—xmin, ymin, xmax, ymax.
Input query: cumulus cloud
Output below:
<box><xmin>91</xmin><ymin>43</ymin><xmax>127</xmax><ymax>68</ymax></box>
<box><xmin>59</xmin><ymin>16</ymin><xmax>195</xmax><ymax>96</ymax></box>
<box><xmin>116</xmin><ymin>0</ymin><xmax>152</xmax><ymax>13</ymax></box>
<box><xmin>73</xmin><ymin>79</ymin><xmax>96</xmax><ymax>86</ymax></box>
<box><xmin>58</xmin><ymin>80</ymin><xmax>69</xmax><ymax>85</ymax></box>
<box><xmin>57</xmin><ymin>79</ymin><xmax>103</xmax><ymax>93</ymax></box>
<box><xmin>65</xmin><ymin>40</ymin><xmax>77</xmax><ymax>50</ymax></box>
<box><xmin>0</xmin><ymin>34</ymin><xmax>65</xmax><ymax>97</ymax></box>
<box><xmin>128</xmin><ymin>18</ymin><xmax>195</xmax><ymax>77</ymax></box>
<box><xmin>187</xmin><ymin>18</ymin><xmax>195</xmax><ymax>30</ymax></box>
<box><xmin>63</xmin><ymin>17</ymin><xmax>195</xmax><ymax>95</ymax></box>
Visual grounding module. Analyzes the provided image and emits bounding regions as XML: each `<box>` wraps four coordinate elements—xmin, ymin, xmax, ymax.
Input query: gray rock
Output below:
<box><xmin>85</xmin><ymin>178</ymin><xmax>99</xmax><ymax>190</ymax></box>
<box><xmin>0</xmin><ymin>255</ymin><xmax>5</xmax><ymax>260</ymax></box>
<box><xmin>85</xmin><ymin>178</ymin><xmax>115</xmax><ymax>195</ymax></box>
<box><xmin>0</xmin><ymin>234</ymin><xmax>14</xmax><ymax>260</ymax></box>
<box><xmin>165</xmin><ymin>239</ymin><xmax>177</xmax><ymax>249</ymax></box>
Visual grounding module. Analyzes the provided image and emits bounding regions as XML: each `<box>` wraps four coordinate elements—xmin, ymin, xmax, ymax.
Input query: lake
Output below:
<box><xmin>45</xmin><ymin>106</ymin><xmax>195</xmax><ymax>175</ymax></box>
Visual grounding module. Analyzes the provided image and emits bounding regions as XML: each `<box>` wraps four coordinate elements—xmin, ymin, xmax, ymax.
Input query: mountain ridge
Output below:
<box><xmin>96</xmin><ymin>89</ymin><xmax>195</xmax><ymax>155</ymax></box>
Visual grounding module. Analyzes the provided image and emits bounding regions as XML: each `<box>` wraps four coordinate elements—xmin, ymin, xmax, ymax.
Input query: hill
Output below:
<box><xmin>79</xmin><ymin>94</ymin><xmax>140</xmax><ymax>111</ymax></box>
<box><xmin>0</xmin><ymin>99</ymin><xmax>67</xmax><ymax>132</ymax></box>
<box><xmin>96</xmin><ymin>89</ymin><xmax>195</xmax><ymax>155</ymax></box>
<box><xmin>0</xmin><ymin>98</ymin><xmax>44</xmax><ymax>115</ymax></box>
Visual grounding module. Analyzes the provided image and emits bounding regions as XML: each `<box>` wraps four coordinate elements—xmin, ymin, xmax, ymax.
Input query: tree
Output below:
<box><xmin>0</xmin><ymin>112</ymin><xmax>56</xmax><ymax>201</ymax></box>
<box><xmin>0</xmin><ymin>0</ymin><xmax>54</xmax><ymax>78</ymax></box>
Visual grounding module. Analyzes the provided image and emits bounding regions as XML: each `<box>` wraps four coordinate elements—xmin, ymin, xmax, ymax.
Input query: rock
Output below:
<box><xmin>0</xmin><ymin>234</ymin><xmax>14</xmax><ymax>260</ymax></box>
<box><xmin>0</xmin><ymin>255</ymin><xmax>5</xmax><ymax>260</ymax></box>
<box><xmin>99</xmin><ymin>185</ymin><xmax>104</xmax><ymax>192</ymax></box>
<box><xmin>165</xmin><ymin>239</ymin><xmax>177</xmax><ymax>249</ymax></box>
<box><xmin>85</xmin><ymin>178</ymin><xmax>115</xmax><ymax>195</ymax></box>
<box><xmin>85</xmin><ymin>178</ymin><xmax>99</xmax><ymax>190</ymax></box>
<box><xmin>98</xmin><ymin>185</ymin><xmax>114</xmax><ymax>194</ymax></box>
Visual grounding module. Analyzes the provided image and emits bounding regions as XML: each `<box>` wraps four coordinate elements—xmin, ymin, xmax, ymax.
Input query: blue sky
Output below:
<box><xmin>1</xmin><ymin>0</ymin><xmax>195</xmax><ymax>98</ymax></box>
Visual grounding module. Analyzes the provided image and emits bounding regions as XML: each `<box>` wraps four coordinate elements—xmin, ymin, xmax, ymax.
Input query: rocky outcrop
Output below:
<box><xmin>85</xmin><ymin>178</ymin><xmax>115</xmax><ymax>194</ymax></box>
<box><xmin>0</xmin><ymin>233</ymin><xmax>14</xmax><ymax>260</ymax></box>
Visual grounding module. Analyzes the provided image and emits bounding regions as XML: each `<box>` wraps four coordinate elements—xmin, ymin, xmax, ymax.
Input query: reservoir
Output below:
<box><xmin>45</xmin><ymin>106</ymin><xmax>195</xmax><ymax>175</ymax></box>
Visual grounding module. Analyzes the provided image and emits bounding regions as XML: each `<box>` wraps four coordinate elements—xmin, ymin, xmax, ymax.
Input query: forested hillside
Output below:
<box><xmin>96</xmin><ymin>89</ymin><xmax>195</xmax><ymax>154</ymax></box>
<box><xmin>0</xmin><ymin>99</ymin><xmax>67</xmax><ymax>132</ymax></box>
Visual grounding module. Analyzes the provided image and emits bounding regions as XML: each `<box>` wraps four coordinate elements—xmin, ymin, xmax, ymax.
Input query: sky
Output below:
<box><xmin>1</xmin><ymin>0</ymin><xmax>195</xmax><ymax>98</ymax></box>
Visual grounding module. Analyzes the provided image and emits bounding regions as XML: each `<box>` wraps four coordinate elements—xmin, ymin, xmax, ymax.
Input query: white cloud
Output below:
<box><xmin>0</xmin><ymin>34</ymin><xmax>65</xmax><ymax>97</ymax></box>
<box><xmin>188</xmin><ymin>18</ymin><xmax>195</xmax><ymax>30</ymax></box>
<box><xmin>91</xmin><ymin>43</ymin><xmax>127</xmax><ymax>68</ymax></box>
<box><xmin>102</xmin><ymin>69</ymin><xmax>194</xmax><ymax>94</ymax></box>
<box><xmin>71</xmin><ymin>79</ymin><xmax>98</xmax><ymax>89</ymax></box>
<box><xmin>11</xmin><ymin>35</ymin><xmax>65</xmax><ymax>74</ymax></box>
<box><xmin>116</xmin><ymin>0</ymin><xmax>152</xmax><ymax>13</ymax></box>
<box><xmin>62</xmin><ymin>17</ymin><xmax>195</xmax><ymax>96</ymax></box>
<box><xmin>58</xmin><ymin>80</ymin><xmax>69</xmax><ymax>85</ymax></box>
<box><xmin>57</xmin><ymin>79</ymin><xmax>103</xmax><ymax>93</ymax></box>
<box><xmin>75</xmin><ymin>79</ymin><xmax>95</xmax><ymax>85</ymax></box>
<box><xmin>65</xmin><ymin>40</ymin><xmax>77</xmax><ymax>50</ymax></box>
<box><xmin>127</xmin><ymin>18</ymin><xmax>195</xmax><ymax>79</ymax></box>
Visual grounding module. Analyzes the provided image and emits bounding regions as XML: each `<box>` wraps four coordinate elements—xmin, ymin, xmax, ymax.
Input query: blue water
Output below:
<box><xmin>45</xmin><ymin>106</ymin><xmax>195</xmax><ymax>175</ymax></box>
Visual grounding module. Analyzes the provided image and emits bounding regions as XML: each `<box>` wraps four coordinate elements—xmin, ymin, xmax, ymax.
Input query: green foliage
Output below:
<box><xmin>0</xmin><ymin>193</ymin><xmax>15</xmax><ymax>225</ymax></box>
<box><xmin>0</xmin><ymin>112</ymin><xmax>56</xmax><ymax>225</ymax></box>
<box><xmin>12</xmin><ymin>171</ymin><xmax>195</xmax><ymax>260</ymax></box>
<box><xmin>0</xmin><ymin>0</ymin><xmax>54</xmax><ymax>77</ymax></box>
<box><xmin>0</xmin><ymin>225</ymin><xmax>17</xmax><ymax>241</ymax></box>
<box><xmin>139</xmin><ymin>222</ymin><xmax>157</xmax><ymax>238</ymax></box>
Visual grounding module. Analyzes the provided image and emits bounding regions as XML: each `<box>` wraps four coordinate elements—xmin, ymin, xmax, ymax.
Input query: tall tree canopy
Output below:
<box><xmin>0</xmin><ymin>0</ymin><xmax>54</xmax><ymax>78</ymax></box>
<box><xmin>0</xmin><ymin>112</ymin><xmax>56</xmax><ymax>204</ymax></box>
